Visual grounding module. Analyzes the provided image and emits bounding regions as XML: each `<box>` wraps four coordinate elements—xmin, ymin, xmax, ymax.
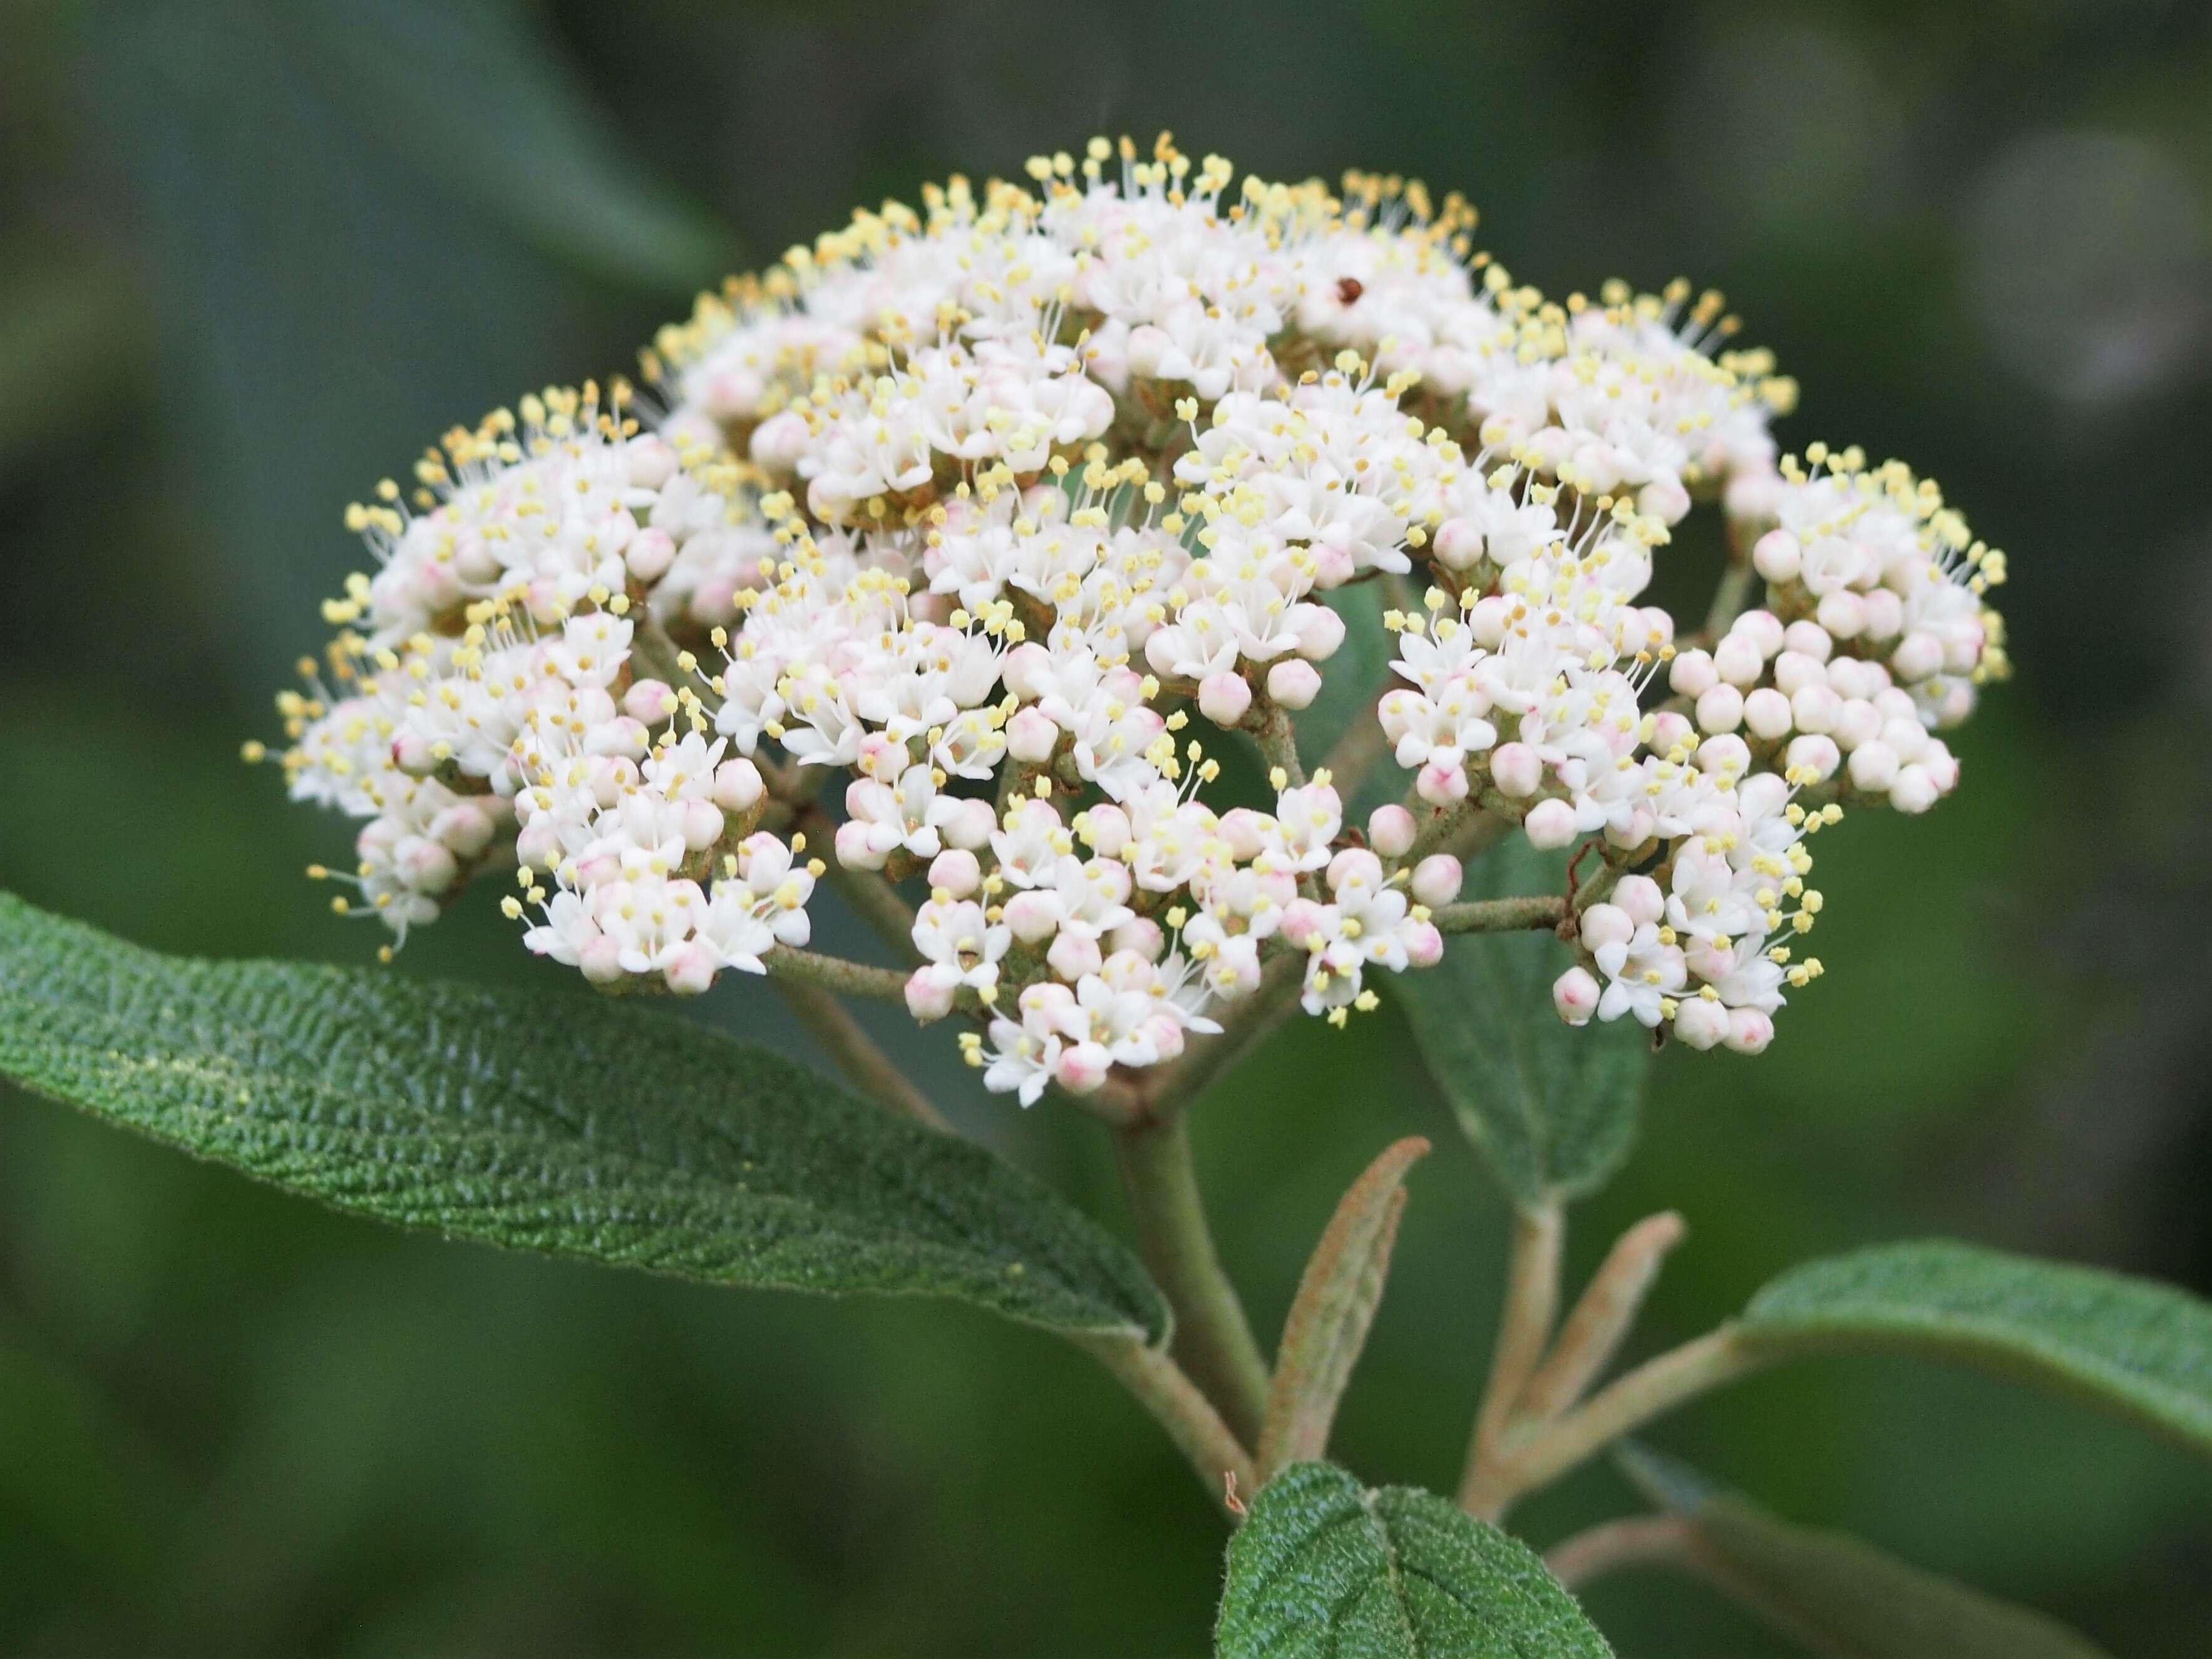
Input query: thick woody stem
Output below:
<box><xmin>1433</xmin><ymin>894</ymin><xmax>1566</xmax><ymax>934</ymax></box>
<box><xmin>1114</xmin><ymin>1115</ymin><xmax>1273</xmax><ymax>1448</ymax></box>
<box><xmin>771</xmin><ymin>978</ymin><xmax>948</xmax><ymax>1132</ymax></box>
<box><xmin>1516</xmin><ymin>1211</ymin><xmax>1685</xmax><ymax>1420</ymax></box>
<box><xmin>1545</xmin><ymin>1513</ymin><xmax>1699</xmax><ymax>1591</ymax></box>
<box><xmin>1071</xmin><ymin>1333</ymin><xmax>1257</xmax><ymax>1516</ymax></box>
<box><xmin>1457</xmin><ymin>1202</ymin><xmax>1564</xmax><ymax>1518</ymax></box>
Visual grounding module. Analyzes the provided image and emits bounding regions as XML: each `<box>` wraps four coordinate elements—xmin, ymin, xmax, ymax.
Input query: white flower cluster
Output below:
<box><xmin>265</xmin><ymin>135</ymin><xmax>2009</xmax><ymax>1100</ymax></box>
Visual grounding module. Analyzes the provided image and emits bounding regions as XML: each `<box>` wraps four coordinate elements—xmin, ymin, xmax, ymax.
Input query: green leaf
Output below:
<box><xmin>1257</xmin><ymin>1138</ymin><xmax>1429</xmax><ymax>1480</ymax></box>
<box><xmin>1615</xmin><ymin>1446</ymin><xmax>2113</xmax><ymax>1658</ymax></box>
<box><xmin>1739</xmin><ymin>1240</ymin><xmax>2212</xmax><ymax>1454</ymax></box>
<box><xmin>0</xmin><ymin>892</ymin><xmax>1165</xmax><ymax>1341</ymax></box>
<box><xmin>1391</xmin><ymin>838</ymin><xmax>1648</xmax><ymax>1207</ymax></box>
<box><xmin>1217</xmin><ymin>1461</ymin><xmax>1613</xmax><ymax>1657</ymax></box>
<box><xmin>292</xmin><ymin>0</ymin><xmax>735</xmax><ymax>292</ymax></box>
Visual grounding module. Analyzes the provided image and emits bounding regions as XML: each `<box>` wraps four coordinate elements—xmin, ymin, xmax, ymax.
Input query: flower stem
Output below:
<box><xmin>1114</xmin><ymin>1115</ymin><xmax>1272</xmax><ymax>1447</ymax></box>
<box><xmin>1136</xmin><ymin>950</ymin><xmax>1305</xmax><ymax>1121</ymax></box>
<box><xmin>1544</xmin><ymin>1512</ymin><xmax>1697</xmax><ymax>1590</ymax></box>
<box><xmin>771</xmin><ymin>978</ymin><xmax>948</xmax><ymax>1132</ymax></box>
<box><xmin>1071</xmin><ymin>1333</ymin><xmax>1256</xmax><ymax>1516</ymax></box>
<box><xmin>1433</xmin><ymin>894</ymin><xmax>1566</xmax><ymax>934</ymax></box>
<box><xmin>1248</xmin><ymin>700</ymin><xmax>1305</xmax><ymax>788</ymax></box>
<box><xmin>764</xmin><ymin>946</ymin><xmax>910</xmax><ymax>1000</ymax></box>
<box><xmin>1458</xmin><ymin>1201</ymin><xmax>1564</xmax><ymax>1519</ymax></box>
<box><xmin>1701</xmin><ymin>514</ymin><xmax>1761</xmax><ymax>640</ymax></box>
<box><xmin>795</xmin><ymin>805</ymin><xmax>922</xmax><ymax>963</ymax></box>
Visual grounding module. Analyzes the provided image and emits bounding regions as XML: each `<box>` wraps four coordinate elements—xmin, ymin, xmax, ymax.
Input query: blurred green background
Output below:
<box><xmin>3</xmin><ymin>1</ymin><xmax>2209</xmax><ymax>1652</ymax></box>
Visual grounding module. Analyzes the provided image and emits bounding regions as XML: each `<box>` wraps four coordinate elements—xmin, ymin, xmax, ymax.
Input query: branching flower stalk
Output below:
<box><xmin>252</xmin><ymin>135</ymin><xmax>2012</xmax><ymax>1536</ymax></box>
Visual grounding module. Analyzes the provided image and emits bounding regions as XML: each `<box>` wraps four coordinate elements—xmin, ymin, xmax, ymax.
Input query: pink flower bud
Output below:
<box><xmin>395</xmin><ymin>835</ymin><xmax>458</xmax><ymax>895</ymax></box>
<box><xmin>1109</xmin><ymin>916</ymin><xmax>1165</xmax><ymax>961</ymax></box>
<box><xmin>1002</xmin><ymin>890</ymin><xmax>1062</xmax><ymax>944</ymax></box>
<box><xmin>1524</xmin><ymin>798</ymin><xmax>1578</xmax><ymax>849</ymax></box>
<box><xmin>928</xmin><ymin>849</ymin><xmax>980</xmax><ymax>898</ymax></box>
<box><xmin>1771</xmin><ymin>651</ymin><xmax>1826</xmax><ymax>698</ymax></box>
<box><xmin>855</xmin><ymin>731</ymin><xmax>907</xmax><ymax>781</ymax></box>
<box><xmin>835</xmin><ymin>819</ymin><xmax>888</xmax><ymax>871</ymax></box>
<box><xmin>712</xmin><ymin>758</ymin><xmax>765</xmax><ymax>813</ymax></box>
<box><xmin>679</xmin><ymin>799</ymin><xmax>725</xmax><ymax>852</ymax></box>
<box><xmin>430</xmin><ymin>802</ymin><xmax>497</xmax><ymax>858</ymax></box>
<box><xmin>1713</xmin><ymin>633</ymin><xmax>1766</xmax><ymax>688</ymax></box>
<box><xmin>1889</xmin><ymin>765</ymin><xmax>1940</xmax><ymax>814</ymax></box>
<box><xmin>623</xmin><ymin>678</ymin><xmax>676</xmax><ymax>724</ymax></box>
<box><xmin>1416</xmin><ymin>758</ymin><xmax>1469</xmax><ymax>805</ymax></box>
<box><xmin>1310</xmin><ymin>544</ymin><xmax>1357</xmax><ymax>588</ymax></box>
<box><xmin>940</xmin><ymin>798</ymin><xmax>997</xmax><ymax>850</ymax></box>
<box><xmin>1638</xmin><ymin>475</ymin><xmax>1690</xmax><ymax>524</ymax></box>
<box><xmin>1674</xmin><ymin>996</ymin><xmax>1729</xmax><ymax>1050</ymax></box>
<box><xmin>1047</xmin><ymin>930</ymin><xmax>1103</xmax><ymax>981</ymax></box>
<box><xmin>1367</xmin><ymin>804</ymin><xmax>1417</xmax><ymax>858</ymax></box>
<box><xmin>1054</xmin><ymin>1041</ymin><xmax>1113</xmax><ymax>1095</ymax></box>
<box><xmin>663</xmin><ymin>943</ymin><xmax>718</xmax><ymax>996</ymax></box>
<box><xmin>1847</xmin><ymin>740</ymin><xmax>1899</xmax><ymax>793</ymax></box>
<box><xmin>1695</xmin><ymin>684</ymin><xmax>1745</xmax><ymax>735</ymax></box>
<box><xmin>1743</xmin><ymin>687</ymin><xmax>1794</xmax><ymax>740</ymax></box>
<box><xmin>1648</xmin><ymin>711</ymin><xmax>1695</xmax><ymax>756</ymax></box>
<box><xmin>1669</xmin><ymin>649</ymin><xmax>1719</xmax><ymax>698</ymax></box>
<box><xmin>625</xmin><ymin>527</ymin><xmax>677</xmax><ymax>582</ymax></box>
<box><xmin>1578</xmin><ymin>902</ymin><xmax>1633</xmax><ymax>952</ymax></box>
<box><xmin>1890</xmin><ymin>631</ymin><xmax>1943</xmax><ymax>683</ymax></box>
<box><xmin>1783</xmin><ymin>619</ymin><xmax>1833</xmax><ymax>661</ymax></box>
<box><xmin>1006</xmin><ymin>705</ymin><xmax>1061</xmax><ymax>762</ymax></box>
<box><xmin>748</xmin><ymin>410</ymin><xmax>810</xmax><ymax>472</ymax></box>
<box><xmin>1411</xmin><ymin>854</ymin><xmax>1463</xmax><ymax>908</ymax></box>
<box><xmin>1725</xmin><ymin>1007</ymin><xmax>1774</xmax><ymax>1055</ymax></box>
<box><xmin>1219</xmin><ymin>807</ymin><xmax>1268</xmax><ymax>862</ymax></box>
<box><xmin>1815</xmin><ymin>589</ymin><xmax>1866</xmax><ymax>639</ymax></box>
<box><xmin>579</xmin><ymin>936</ymin><xmax>625</xmax><ymax>985</ymax></box>
<box><xmin>1267</xmin><ymin>658</ymin><xmax>1322</xmax><ymax>710</ymax></box>
<box><xmin>1489</xmin><ymin>741</ymin><xmax>1542</xmax><ymax>798</ymax></box>
<box><xmin>1279</xmin><ymin>898</ymin><xmax>1330</xmax><ymax>951</ymax></box>
<box><xmin>1614</xmin><ymin>874</ymin><xmax>1665</xmax><ymax>926</ymax></box>
<box><xmin>1198</xmin><ymin>671</ymin><xmax>1253</xmax><ymax>727</ymax></box>
<box><xmin>1404</xmin><ymin>919</ymin><xmax>1444</xmax><ymax>967</ymax></box>
<box><xmin>1553</xmin><ymin>966</ymin><xmax>1600</xmax><ymax>1026</ymax></box>
<box><xmin>1786</xmin><ymin>733</ymin><xmax>1841</xmax><ymax>782</ymax></box>
<box><xmin>1860</xmin><ymin>587</ymin><xmax>1903</xmax><ymax>641</ymax></box>
<box><xmin>1432</xmin><ymin>516</ymin><xmax>1483</xmax><ymax>570</ymax></box>
<box><xmin>1081</xmin><ymin>804</ymin><xmax>1132</xmax><ymax>858</ymax></box>
<box><xmin>905</xmin><ymin>968</ymin><xmax>957</xmax><ymax>1023</ymax></box>
<box><xmin>1751</xmin><ymin>529</ymin><xmax>1801</xmax><ymax>583</ymax></box>
<box><xmin>1293</xmin><ymin>604</ymin><xmax>1347</xmax><ymax>660</ymax></box>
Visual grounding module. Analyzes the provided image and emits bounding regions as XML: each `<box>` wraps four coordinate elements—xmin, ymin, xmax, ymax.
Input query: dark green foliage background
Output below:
<box><xmin>1</xmin><ymin>1</ymin><xmax>2208</xmax><ymax>1653</ymax></box>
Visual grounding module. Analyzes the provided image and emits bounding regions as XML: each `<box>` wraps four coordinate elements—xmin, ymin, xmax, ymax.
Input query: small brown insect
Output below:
<box><xmin>1335</xmin><ymin>276</ymin><xmax>1364</xmax><ymax>305</ymax></box>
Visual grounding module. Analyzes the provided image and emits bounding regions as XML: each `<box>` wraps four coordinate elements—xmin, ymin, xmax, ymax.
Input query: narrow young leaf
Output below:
<box><xmin>1257</xmin><ymin>1138</ymin><xmax>1430</xmax><ymax>1479</ymax></box>
<box><xmin>1615</xmin><ymin>1446</ymin><xmax>2114</xmax><ymax>1658</ymax></box>
<box><xmin>1739</xmin><ymin>1240</ymin><xmax>2212</xmax><ymax>1454</ymax></box>
<box><xmin>1391</xmin><ymin>839</ymin><xmax>1648</xmax><ymax>1206</ymax></box>
<box><xmin>0</xmin><ymin>893</ymin><xmax>1165</xmax><ymax>1341</ymax></box>
<box><xmin>1218</xmin><ymin>1461</ymin><xmax>1613</xmax><ymax>1657</ymax></box>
